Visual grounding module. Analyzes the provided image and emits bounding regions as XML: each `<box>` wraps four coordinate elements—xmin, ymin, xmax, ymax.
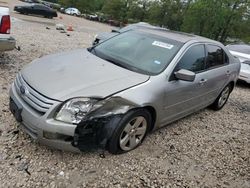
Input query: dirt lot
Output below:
<box><xmin>0</xmin><ymin>0</ymin><xmax>250</xmax><ymax>187</ymax></box>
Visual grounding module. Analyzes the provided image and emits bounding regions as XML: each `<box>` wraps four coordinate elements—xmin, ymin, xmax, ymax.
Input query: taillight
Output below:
<box><xmin>0</xmin><ymin>15</ymin><xmax>11</xmax><ymax>34</ymax></box>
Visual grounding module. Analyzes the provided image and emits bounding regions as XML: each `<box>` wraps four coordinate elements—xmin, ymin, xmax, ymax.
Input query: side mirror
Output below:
<box><xmin>174</xmin><ymin>69</ymin><xmax>196</xmax><ymax>82</ymax></box>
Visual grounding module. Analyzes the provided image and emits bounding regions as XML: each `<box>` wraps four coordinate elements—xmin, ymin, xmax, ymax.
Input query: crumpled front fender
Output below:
<box><xmin>73</xmin><ymin>97</ymin><xmax>140</xmax><ymax>151</ymax></box>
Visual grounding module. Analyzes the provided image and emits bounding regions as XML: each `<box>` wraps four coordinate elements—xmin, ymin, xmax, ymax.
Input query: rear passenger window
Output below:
<box><xmin>206</xmin><ymin>45</ymin><xmax>228</xmax><ymax>69</ymax></box>
<box><xmin>175</xmin><ymin>44</ymin><xmax>206</xmax><ymax>73</ymax></box>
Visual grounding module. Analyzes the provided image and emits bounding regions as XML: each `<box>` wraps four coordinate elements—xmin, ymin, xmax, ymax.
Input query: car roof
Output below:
<box><xmin>137</xmin><ymin>27</ymin><xmax>220</xmax><ymax>44</ymax></box>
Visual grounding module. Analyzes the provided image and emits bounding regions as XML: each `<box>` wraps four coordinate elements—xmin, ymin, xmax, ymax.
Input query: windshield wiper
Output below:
<box><xmin>104</xmin><ymin>58</ymin><xmax>143</xmax><ymax>73</ymax></box>
<box><xmin>104</xmin><ymin>58</ymin><xmax>129</xmax><ymax>69</ymax></box>
<box><xmin>87</xmin><ymin>46</ymin><xmax>97</xmax><ymax>55</ymax></box>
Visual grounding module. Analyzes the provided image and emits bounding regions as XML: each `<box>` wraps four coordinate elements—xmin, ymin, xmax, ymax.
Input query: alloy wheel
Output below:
<box><xmin>218</xmin><ymin>86</ymin><xmax>230</xmax><ymax>108</ymax></box>
<box><xmin>119</xmin><ymin>116</ymin><xmax>147</xmax><ymax>151</ymax></box>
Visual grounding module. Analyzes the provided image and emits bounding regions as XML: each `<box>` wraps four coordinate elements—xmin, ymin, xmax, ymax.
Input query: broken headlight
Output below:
<box><xmin>55</xmin><ymin>98</ymin><xmax>97</xmax><ymax>124</ymax></box>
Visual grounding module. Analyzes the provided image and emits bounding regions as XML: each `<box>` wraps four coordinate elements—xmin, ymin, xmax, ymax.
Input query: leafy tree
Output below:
<box><xmin>182</xmin><ymin>0</ymin><xmax>250</xmax><ymax>43</ymax></box>
<box><xmin>56</xmin><ymin>0</ymin><xmax>250</xmax><ymax>43</ymax></box>
<box><xmin>147</xmin><ymin>0</ymin><xmax>189</xmax><ymax>30</ymax></box>
<box><xmin>102</xmin><ymin>0</ymin><xmax>124</xmax><ymax>20</ymax></box>
<box><xmin>127</xmin><ymin>0</ymin><xmax>152</xmax><ymax>22</ymax></box>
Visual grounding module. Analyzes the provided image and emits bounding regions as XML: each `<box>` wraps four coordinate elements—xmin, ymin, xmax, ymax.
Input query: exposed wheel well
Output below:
<box><xmin>143</xmin><ymin>106</ymin><xmax>156</xmax><ymax>132</ymax></box>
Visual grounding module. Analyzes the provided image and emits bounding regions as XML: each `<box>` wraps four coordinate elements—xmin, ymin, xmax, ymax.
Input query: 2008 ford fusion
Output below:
<box><xmin>9</xmin><ymin>27</ymin><xmax>240</xmax><ymax>154</ymax></box>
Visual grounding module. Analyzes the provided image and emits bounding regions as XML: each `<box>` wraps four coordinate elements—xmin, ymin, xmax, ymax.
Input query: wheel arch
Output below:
<box><xmin>143</xmin><ymin>106</ymin><xmax>157</xmax><ymax>132</ymax></box>
<box><xmin>228</xmin><ymin>81</ymin><xmax>235</xmax><ymax>93</ymax></box>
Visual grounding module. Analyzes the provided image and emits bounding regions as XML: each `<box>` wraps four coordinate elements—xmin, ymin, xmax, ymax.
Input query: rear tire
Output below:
<box><xmin>210</xmin><ymin>84</ymin><xmax>231</xmax><ymax>111</ymax></box>
<box><xmin>107</xmin><ymin>109</ymin><xmax>152</xmax><ymax>154</ymax></box>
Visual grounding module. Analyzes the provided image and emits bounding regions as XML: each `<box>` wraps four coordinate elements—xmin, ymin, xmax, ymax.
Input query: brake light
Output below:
<box><xmin>0</xmin><ymin>15</ymin><xmax>11</xmax><ymax>34</ymax></box>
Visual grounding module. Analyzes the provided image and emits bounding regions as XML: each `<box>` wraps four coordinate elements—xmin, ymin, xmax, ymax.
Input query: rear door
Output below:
<box><xmin>29</xmin><ymin>5</ymin><xmax>37</xmax><ymax>15</ymax></box>
<box><xmin>39</xmin><ymin>6</ymin><xmax>51</xmax><ymax>16</ymax></box>
<box><xmin>201</xmin><ymin>44</ymin><xmax>230</xmax><ymax>101</ymax></box>
<box><xmin>32</xmin><ymin>5</ymin><xmax>45</xmax><ymax>16</ymax></box>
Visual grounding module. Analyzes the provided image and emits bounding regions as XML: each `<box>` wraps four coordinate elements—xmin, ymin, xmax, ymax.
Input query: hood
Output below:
<box><xmin>21</xmin><ymin>49</ymin><xmax>149</xmax><ymax>101</ymax></box>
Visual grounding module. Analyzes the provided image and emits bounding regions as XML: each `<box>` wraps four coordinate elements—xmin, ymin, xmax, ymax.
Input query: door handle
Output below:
<box><xmin>226</xmin><ymin>71</ymin><xmax>231</xmax><ymax>76</ymax></box>
<box><xmin>199</xmin><ymin>79</ymin><xmax>207</xmax><ymax>85</ymax></box>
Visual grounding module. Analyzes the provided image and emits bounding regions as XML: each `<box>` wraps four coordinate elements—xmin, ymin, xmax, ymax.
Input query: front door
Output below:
<box><xmin>161</xmin><ymin>44</ymin><xmax>209</xmax><ymax>125</ymax></box>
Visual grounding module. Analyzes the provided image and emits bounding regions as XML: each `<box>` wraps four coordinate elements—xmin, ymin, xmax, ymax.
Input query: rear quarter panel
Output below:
<box><xmin>224</xmin><ymin>47</ymin><xmax>241</xmax><ymax>84</ymax></box>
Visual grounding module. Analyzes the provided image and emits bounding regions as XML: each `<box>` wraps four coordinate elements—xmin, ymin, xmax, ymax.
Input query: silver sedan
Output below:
<box><xmin>9</xmin><ymin>28</ymin><xmax>240</xmax><ymax>154</ymax></box>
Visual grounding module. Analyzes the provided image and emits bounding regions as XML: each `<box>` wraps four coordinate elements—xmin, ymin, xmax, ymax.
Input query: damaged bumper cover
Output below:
<box><xmin>10</xmin><ymin>80</ymin><xmax>139</xmax><ymax>152</ymax></box>
<box><xmin>73</xmin><ymin>97</ymin><xmax>139</xmax><ymax>151</ymax></box>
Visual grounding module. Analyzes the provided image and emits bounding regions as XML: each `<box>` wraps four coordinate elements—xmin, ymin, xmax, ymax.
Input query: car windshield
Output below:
<box><xmin>92</xmin><ymin>31</ymin><xmax>183</xmax><ymax>75</ymax></box>
<box><xmin>227</xmin><ymin>44</ymin><xmax>250</xmax><ymax>54</ymax></box>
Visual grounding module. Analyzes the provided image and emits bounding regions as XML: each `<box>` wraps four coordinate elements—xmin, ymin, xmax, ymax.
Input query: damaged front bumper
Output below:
<box><xmin>73</xmin><ymin>97</ymin><xmax>138</xmax><ymax>151</ymax></box>
<box><xmin>9</xmin><ymin>83</ymin><xmax>80</xmax><ymax>152</ymax></box>
<box><xmin>73</xmin><ymin>115</ymin><xmax>122</xmax><ymax>151</ymax></box>
<box><xmin>10</xmin><ymin>82</ymin><xmax>137</xmax><ymax>152</ymax></box>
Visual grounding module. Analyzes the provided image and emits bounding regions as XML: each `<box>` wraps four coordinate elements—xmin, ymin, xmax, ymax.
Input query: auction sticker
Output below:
<box><xmin>152</xmin><ymin>41</ymin><xmax>174</xmax><ymax>49</ymax></box>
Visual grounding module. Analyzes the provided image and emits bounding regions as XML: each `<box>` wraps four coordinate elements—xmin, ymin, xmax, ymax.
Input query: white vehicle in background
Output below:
<box><xmin>227</xmin><ymin>44</ymin><xmax>250</xmax><ymax>84</ymax></box>
<box><xmin>0</xmin><ymin>6</ymin><xmax>16</xmax><ymax>52</ymax></box>
<box><xmin>65</xmin><ymin>8</ymin><xmax>81</xmax><ymax>16</ymax></box>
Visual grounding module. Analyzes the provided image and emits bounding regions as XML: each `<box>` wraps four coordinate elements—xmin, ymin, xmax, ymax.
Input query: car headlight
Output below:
<box><xmin>55</xmin><ymin>98</ymin><xmax>97</xmax><ymax>124</ymax></box>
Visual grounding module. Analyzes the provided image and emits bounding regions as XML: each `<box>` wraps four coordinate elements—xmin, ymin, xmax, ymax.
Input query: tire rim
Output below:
<box><xmin>218</xmin><ymin>86</ymin><xmax>230</xmax><ymax>107</ymax></box>
<box><xmin>119</xmin><ymin>116</ymin><xmax>147</xmax><ymax>151</ymax></box>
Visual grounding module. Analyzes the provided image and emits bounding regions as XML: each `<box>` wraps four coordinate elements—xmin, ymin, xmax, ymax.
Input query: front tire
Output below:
<box><xmin>210</xmin><ymin>84</ymin><xmax>231</xmax><ymax>110</ymax></box>
<box><xmin>108</xmin><ymin>109</ymin><xmax>152</xmax><ymax>154</ymax></box>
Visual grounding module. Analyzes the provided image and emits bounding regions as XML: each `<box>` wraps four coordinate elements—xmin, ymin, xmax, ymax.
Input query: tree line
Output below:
<box><xmin>47</xmin><ymin>0</ymin><xmax>250</xmax><ymax>43</ymax></box>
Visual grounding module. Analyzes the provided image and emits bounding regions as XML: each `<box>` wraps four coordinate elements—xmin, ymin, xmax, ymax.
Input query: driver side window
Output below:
<box><xmin>175</xmin><ymin>44</ymin><xmax>206</xmax><ymax>73</ymax></box>
<box><xmin>170</xmin><ymin>44</ymin><xmax>206</xmax><ymax>81</ymax></box>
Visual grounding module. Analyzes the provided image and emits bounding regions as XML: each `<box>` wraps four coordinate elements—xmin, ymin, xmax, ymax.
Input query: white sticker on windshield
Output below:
<box><xmin>154</xmin><ymin>60</ymin><xmax>161</xmax><ymax>65</ymax></box>
<box><xmin>152</xmin><ymin>41</ymin><xmax>174</xmax><ymax>49</ymax></box>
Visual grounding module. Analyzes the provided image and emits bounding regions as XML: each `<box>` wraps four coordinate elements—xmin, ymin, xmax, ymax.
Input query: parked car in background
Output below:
<box><xmin>93</xmin><ymin>22</ymin><xmax>168</xmax><ymax>45</ymax></box>
<box><xmin>14</xmin><ymin>4</ymin><xmax>57</xmax><ymax>19</ymax></box>
<box><xmin>9</xmin><ymin>27</ymin><xmax>240</xmax><ymax>154</ymax></box>
<box><xmin>86</xmin><ymin>14</ymin><xmax>98</xmax><ymax>21</ymax></box>
<box><xmin>95</xmin><ymin>13</ymin><xmax>108</xmax><ymax>23</ymax></box>
<box><xmin>0</xmin><ymin>6</ymin><xmax>16</xmax><ymax>51</ymax></box>
<box><xmin>108</xmin><ymin>19</ymin><xmax>121</xmax><ymax>27</ymax></box>
<box><xmin>59</xmin><ymin>7</ymin><xmax>65</xmax><ymax>13</ymax></box>
<box><xmin>227</xmin><ymin>44</ymin><xmax>250</xmax><ymax>84</ymax></box>
<box><xmin>24</xmin><ymin>0</ymin><xmax>35</xmax><ymax>3</ymax></box>
<box><xmin>65</xmin><ymin>8</ymin><xmax>80</xmax><ymax>16</ymax></box>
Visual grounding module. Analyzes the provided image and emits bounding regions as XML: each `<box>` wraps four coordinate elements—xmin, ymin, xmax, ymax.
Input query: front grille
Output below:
<box><xmin>14</xmin><ymin>73</ymin><xmax>56</xmax><ymax>115</ymax></box>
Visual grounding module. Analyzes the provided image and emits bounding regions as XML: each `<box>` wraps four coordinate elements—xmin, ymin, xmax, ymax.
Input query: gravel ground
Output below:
<box><xmin>0</xmin><ymin>1</ymin><xmax>250</xmax><ymax>187</ymax></box>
